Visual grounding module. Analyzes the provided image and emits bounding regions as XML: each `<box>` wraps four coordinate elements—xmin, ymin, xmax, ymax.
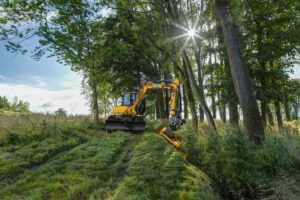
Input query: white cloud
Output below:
<box><xmin>0</xmin><ymin>74</ymin><xmax>6</xmax><ymax>79</ymax></box>
<box><xmin>32</xmin><ymin>76</ymin><xmax>47</xmax><ymax>87</ymax></box>
<box><xmin>46</xmin><ymin>11</ymin><xmax>58</xmax><ymax>22</ymax></box>
<box><xmin>0</xmin><ymin>82</ymin><xmax>90</xmax><ymax>115</ymax></box>
<box><xmin>100</xmin><ymin>8</ymin><xmax>113</xmax><ymax>16</ymax></box>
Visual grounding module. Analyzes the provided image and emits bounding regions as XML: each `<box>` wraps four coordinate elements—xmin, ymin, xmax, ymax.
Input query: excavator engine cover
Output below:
<box><xmin>105</xmin><ymin>115</ymin><xmax>145</xmax><ymax>132</ymax></box>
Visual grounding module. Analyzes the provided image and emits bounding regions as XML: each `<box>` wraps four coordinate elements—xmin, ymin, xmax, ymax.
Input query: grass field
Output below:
<box><xmin>0</xmin><ymin>112</ymin><xmax>299</xmax><ymax>199</ymax></box>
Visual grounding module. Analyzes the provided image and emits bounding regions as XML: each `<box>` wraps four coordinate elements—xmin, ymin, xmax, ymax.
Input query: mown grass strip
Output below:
<box><xmin>0</xmin><ymin>131</ymin><xmax>87</xmax><ymax>181</ymax></box>
<box><xmin>108</xmin><ymin>133</ymin><xmax>219</xmax><ymax>200</ymax></box>
<box><xmin>0</xmin><ymin>132</ymin><xmax>131</xmax><ymax>200</ymax></box>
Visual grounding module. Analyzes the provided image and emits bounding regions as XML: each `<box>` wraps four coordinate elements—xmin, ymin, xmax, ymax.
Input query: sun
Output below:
<box><xmin>187</xmin><ymin>28</ymin><xmax>196</xmax><ymax>37</ymax></box>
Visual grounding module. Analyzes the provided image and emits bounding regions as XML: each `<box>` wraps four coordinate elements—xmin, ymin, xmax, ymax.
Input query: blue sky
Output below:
<box><xmin>0</xmin><ymin>41</ymin><xmax>90</xmax><ymax>114</ymax></box>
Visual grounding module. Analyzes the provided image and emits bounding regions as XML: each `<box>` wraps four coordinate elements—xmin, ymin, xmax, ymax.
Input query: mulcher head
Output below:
<box><xmin>159</xmin><ymin>127</ymin><xmax>181</xmax><ymax>148</ymax></box>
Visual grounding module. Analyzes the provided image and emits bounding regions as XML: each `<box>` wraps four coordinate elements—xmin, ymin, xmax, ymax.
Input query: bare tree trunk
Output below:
<box><xmin>199</xmin><ymin>106</ymin><xmax>204</xmax><ymax>122</ymax></box>
<box><xmin>182</xmin><ymin>50</ymin><xmax>217</xmax><ymax>134</ymax></box>
<box><xmin>165</xmin><ymin>90</ymin><xmax>169</xmax><ymax>119</ymax></box>
<box><xmin>155</xmin><ymin>96</ymin><xmax>160</xmax><ymax>119</ymax></box>
<box><xmin>208</xmin><ymin>50</ymin><xmax>217</xmax><ymax>119</ymax></box>
<box><xmin>160</xmin><ymin>90</ymin><xmax>165</xmax><ymax>119</ymax></box>
<box><xmin>182</xmin><ymin>59</ymin><xmax>198</xmax><ymax>130</ymax></box>
<box><xmin>229</xmin><ymin>100</ymin><xmax>239</xmax><ymax>126</ymax></box>
<box><xmin>215</xmin><ymin>0</ymin><xmax>265</xmax><ymax>145</ymax></box>
<box><xmin>267</xmin><ymin>103</ymin><xmax>274</xmax><ymax>126</ymax></box>
<box><xmin>212</xmin><ymin>96</ymin><xmax>217</xmax><ymax>119</ymax></box>
<box><xmin>261</xmin><ymin>101</ymin><xmax>267</xmax><ymax>129</ymax></box>
<box><xmin>194</xmin><ymin>40</ymin><xmax>205</xmax><ymax>123</ymax></box>
<box><xmin>274</xmin><ymin>101</ymin><xmax>283</xmax><ymax>133</ymax></box>
<box><xmin>164</xmin><ymin>72</ymin><xmax>170</xmax><ymax>119</ymax></box>
<box><xmin>256</xmin><ymin>20</ymin><xmax>267</xmax><ymax>129</ymax></box>
<box><xmin>182</xmin><ymin>85</ymin><xmax>188</xmax><ymax>120</ymax></box>
<box><xmin>193</xmin><ymin>43</ymin><xmax>204</xmax><ymax>122</ymax></box>
<box><xmin>284</xmin><ymin>102</ymin><xmax>291</xmax><ymax>121</ymax></box>
<box><xmin>91</xmin><ymin>81</ymin><xmax>99</xmax><ymax>128</ymax></box>
<box><xmin>218</xmin><ymin>92</ymin><xmax>227</xmax><ymax>122</ymax></box>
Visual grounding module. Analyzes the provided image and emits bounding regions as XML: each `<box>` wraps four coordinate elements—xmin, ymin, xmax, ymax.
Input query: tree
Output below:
<box><xmin>215</xmin><ymin>0</ymin><xmax>265</xmax><ymax>146</ymax></box>
<box><xmin>54</xmin><ymin>108</ymin><xmax>67</xmax><ymax>118</ymax></box>
<box><xmin>0</xmin><ymin>96</ymin><xmax>10</xmax><ymax>109</ymax></box>
<box><xmin>10</xmin><ymin>96</ymin><xmax>30</xmax><ymax>112</ymax></box>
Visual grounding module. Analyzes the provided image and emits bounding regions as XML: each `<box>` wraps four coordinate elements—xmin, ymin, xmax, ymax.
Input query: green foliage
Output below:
<box><xmin>54</xmin><ymin>108</ymin><xmax>67</xmax><ymax>118</ymax></box>
<box><xmin>0</xmin><ymin>96</ymin><xmax>30</xmax><ymax>113</ymax></box>
<box><xmin>257</xmin><ymin>135</ymin><xmax>300</xmax><ymax>176</ymax></box>
<box><xmin>10</xmin><ymin>96</ymin><xmax>30</xmax><ymax>112</ymax></box>
<box><xmin>0</xmin><ymin>96</ymin><xmax>9</xmax><ymax>109</ymax></box>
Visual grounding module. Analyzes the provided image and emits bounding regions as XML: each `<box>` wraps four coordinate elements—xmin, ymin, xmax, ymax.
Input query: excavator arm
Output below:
<box><xmin>128</xmin><ymin>78</ymin><xmax>184</xmax><ymax>130</ymax></box>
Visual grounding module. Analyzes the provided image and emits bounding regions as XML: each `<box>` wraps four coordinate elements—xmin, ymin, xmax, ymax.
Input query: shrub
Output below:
<box><xmin>54</xmin><ymin>108</ymin><xmax>67</xmax><ymax>118</ymax></box>
<box><xmin>257</xmin><ymin>135</ymin><xmax>300</xmax><ymax>177</ymax></box>
<box><xmin>0</xmin><ymin>96</ymin><xmax>9</xmax><ymax>109</ymax></box>
<box><xmin>182</xmin><ymin>125</ymin><xmax>300</xmax><ymax>199</ymax></box>
<box><xmin>208</xmin><ymin>130</ymin><xmax>258</xmax><ymax>199</ymax></box>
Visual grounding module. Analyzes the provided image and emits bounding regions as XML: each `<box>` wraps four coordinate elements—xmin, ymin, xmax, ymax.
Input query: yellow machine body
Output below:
<box><xmin>111</xmin><ymin>106</ymin><xmax>131</xmax><ymax>115</ymax></box>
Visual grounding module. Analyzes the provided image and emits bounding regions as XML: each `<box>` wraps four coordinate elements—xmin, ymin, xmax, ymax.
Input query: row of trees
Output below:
<box><xmin>0</xmin><ymin>96</ymin><xmax>30</xmax><ymax>112</ymax></box>
<box><xmin>1</xmin><ymin>0</ymin><xmax>299</xmax><ymax>147</ymax></box>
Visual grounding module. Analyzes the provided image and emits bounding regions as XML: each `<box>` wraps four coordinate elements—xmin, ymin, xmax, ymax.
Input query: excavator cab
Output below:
<box><xmin>122</xmin><ymin>92</ymin><xmax>136</xmax><ymax>106</ymax></box>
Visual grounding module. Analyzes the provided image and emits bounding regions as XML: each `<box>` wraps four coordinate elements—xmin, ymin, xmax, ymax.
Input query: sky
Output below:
<box><xmin>0</xmin><ymin>41</ymin><xmax>90</xmax><ymax>115</ymax></box>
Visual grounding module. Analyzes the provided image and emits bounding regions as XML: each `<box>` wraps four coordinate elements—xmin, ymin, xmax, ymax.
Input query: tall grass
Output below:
<box><xmin>179</xmin><ymin>121</ymin><xmax>300</xmax><ymax>200</ymax></box>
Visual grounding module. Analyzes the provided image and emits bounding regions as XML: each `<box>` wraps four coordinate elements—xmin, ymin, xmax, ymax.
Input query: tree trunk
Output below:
<box><xmin>261</xmin><ymin>101</ymin><xmax>267</xmax><ymax>129</ymax></box>
<box><xmin>208</xmin><ymin>50</ymin><xmax>217</xmax><ymax>119</ymax></box>
<box><xmin>165</xmin><ymin>90</ymin><xmax>169</xmax><ymax>119</ymax></box>
<box><xmin>215</xmin><ymin>0</ymin><xmax>265</xmax><ymax>145</ymax></box>
<box><xmin>229</xmin><ymin>100</ymin><xmax>239</xmax><ymax>126</ymax></box>
<box><xmin>182</xmin><ymin>59</ymin><xmax>198</xmax><ymax>130</ymax></box>
<box><xmin>155</xmin><ymin>96</ymin><xmax>160</xmax><ymax>119</ymax></box>
<box><xmin>274</xmin><ymin>101</ymin><xmax>283</xmax><ymax>133</ymax></box>
<box><xmin>256</xmin><ymin>20</ymin><xmax>267</xmax><ymax>129</ymax></box>
<box><xmin>199</xmin><ymin>106</ymin><xmax>204</xmax><ymax>122</ymax></box>
<box><xmin>219</xmin><ymin>92</ymin><xmax>227</xmax><ymax>122</ymax></box>
<box><xmin>267</xmin><ymin>103</ymin><xmax>274</xmax><ymax>126</ymax></box>
<box><xmin>194</xmin><ymin>42</ymin><xmax>205</xmax><ymax>122</ymax></box>
<box><xmin>212</xmin><ymin>96</ymin><xmax>217</xmax><ymax>119</ymax></box>
<box><xmin>182</xmin><ymin>85</ymin><xmax>188</xmax><ymax>120</ymax></box>
<box><xmin>164</xmin><ymin>72</ymin><xmax>170</xmax><ymax>119</ymax></box>
<box><xmin>284</xmin><ymin>102</ymin><xmax>291</xmax><ymax>121</ymax></box>
<box><xmin>160</xmin><ymin>90</ymin><xmax>165</xmax><ymax>119</ymax></box>
<box><xmin>91</xmin><ymin>81</ymin><xmax>99</xmax><ymax>128</ymax></box>
<box><xmin>182</xmin><ymin>50</ymin><xmax>217</xmax><ymax>134</ymax></box>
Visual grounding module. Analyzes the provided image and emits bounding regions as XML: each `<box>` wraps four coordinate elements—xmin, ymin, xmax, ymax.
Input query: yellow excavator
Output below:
<box><xmin>105</xmin><ymin>78</ymin><xmax>185</xmax><ymax>148</ymax></box>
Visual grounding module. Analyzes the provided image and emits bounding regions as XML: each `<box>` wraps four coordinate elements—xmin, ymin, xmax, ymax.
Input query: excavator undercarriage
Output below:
<box><xmin>105</xmin><ymin>115</ymin><xmax>145</xmax><ymax>132</ymax></box>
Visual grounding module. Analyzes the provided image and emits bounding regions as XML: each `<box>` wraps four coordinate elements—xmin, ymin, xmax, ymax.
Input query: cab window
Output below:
<box><xmin>123</xmin><ymin>93</ymin><xmax>131</xmax><ymax>106</ymax></box>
